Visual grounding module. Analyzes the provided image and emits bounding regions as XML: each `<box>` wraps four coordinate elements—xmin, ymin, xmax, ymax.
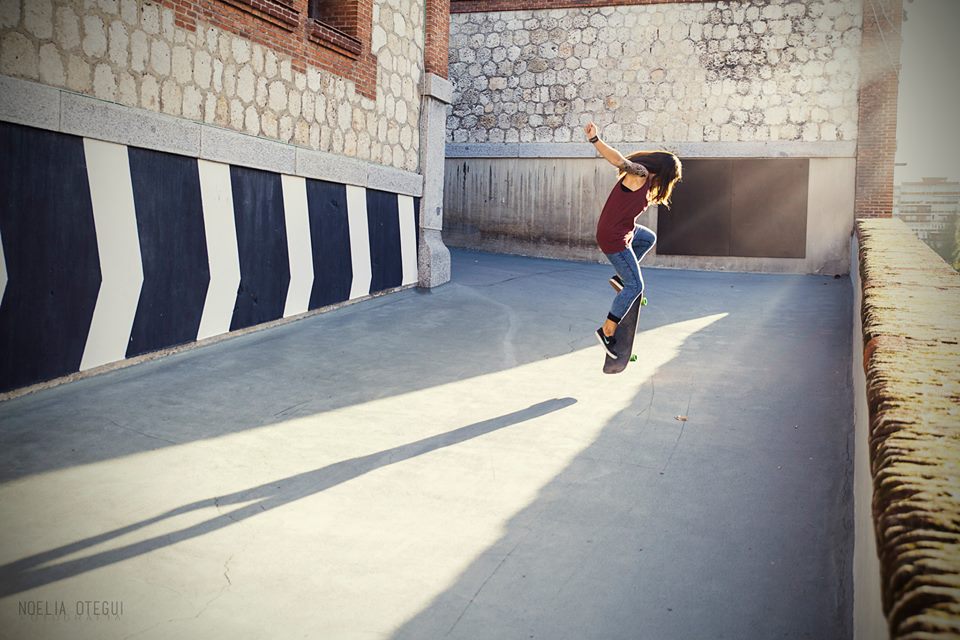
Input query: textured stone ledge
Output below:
<box><xmin>856</xmin><ymin>218</ymin><xmax>960</xmax><ymax>638</ymax></box>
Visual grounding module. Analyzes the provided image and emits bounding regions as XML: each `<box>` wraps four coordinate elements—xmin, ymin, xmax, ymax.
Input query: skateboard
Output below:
<box><xmin>602</xmin><ymin>292</ymin><xmax>644</xmax><ymax>374</ymax></box>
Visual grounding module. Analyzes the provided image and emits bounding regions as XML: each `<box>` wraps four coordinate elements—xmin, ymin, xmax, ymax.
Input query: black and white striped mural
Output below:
<box><xmin>0</xmin><ymin>121</ymin><xmax>420</xmax><ymax>393</ymax></box>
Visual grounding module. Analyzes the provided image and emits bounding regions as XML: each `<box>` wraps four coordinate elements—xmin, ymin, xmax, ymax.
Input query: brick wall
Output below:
<box><xmin>163</xmin><ymin>0</ymin><xmax>378</xmax><ymax>98</ymax></box>
<box><xmin>855</xmin><ymin>0</ymin><xmax>902</xmax><ymax>218</ymax></box>
<box><xmin>425</xmin><ymin>0</ymin><xmax>449</xmax><ymax>77</ymax></box>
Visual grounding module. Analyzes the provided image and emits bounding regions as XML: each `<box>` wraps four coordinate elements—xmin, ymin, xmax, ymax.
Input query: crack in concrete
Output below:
<box><xmin>661</xmin><ymin>385</ymin><xmax>693</xmax><ymax>475</ymax></box>
<box><xmin>445</xmin><ymin>533</ymin><xmax>528</xmax><ymax>636</ymax></box>
<box><xmin>121</xmin><ymin>553</ymin><xmax>236</xmax><ymax>640</ymax></box>
<box><xmin>107</xmin><ymin>419</ymin><xmax>179</xmax><ymax>446</ymax></box>
<box><xmin>637</xmin><ymin>377</ymin><xmax>656</xmax><ymax>426</ymax></box>
<box><xmin>565</xmin><ymin>323</ymin><xmax>584</xmax><ymax>353</ymax></box>
<box><xmin>470</xmin><ymin>266</ymin><xmax>581</xmax><ymax>288</ymax></box>
<box><xmin>222</xmin><ymin>553</ymin><xmax>234</xmax><ymax>587</ymax></box>
<box><xmin>214</xmin><ymin>496</ymin><xmax>243</xmax><ymax>524</ymax></box>
<box><xmin>273</xmin><ymin>400</ymin><xmax>310</xmax><ymax>418</ymax></box>
<box><xmin>580</xmin><ymin>453</ymin><xmax>660</xmax><ymax>471</ymax></box>
<box><xmin>458</xmin><ymin>286</ymin><xmax>519</xmax><ymax>368</ymax></box>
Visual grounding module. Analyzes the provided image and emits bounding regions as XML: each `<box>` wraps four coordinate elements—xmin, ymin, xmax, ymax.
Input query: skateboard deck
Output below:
<box><xmin>602</xmin><ymin>293</ymin><xmax>642</xmax><ymax>374</ymax></box>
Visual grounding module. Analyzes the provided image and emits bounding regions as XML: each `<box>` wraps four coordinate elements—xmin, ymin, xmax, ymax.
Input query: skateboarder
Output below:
<box><xmin>585</xmin><ymin>122</ymin><xmax>682</xmax><ymax>358</ymax></box>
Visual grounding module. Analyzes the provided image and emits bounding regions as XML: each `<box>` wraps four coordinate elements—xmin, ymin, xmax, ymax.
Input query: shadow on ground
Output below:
<box><xmin>388</xmin><ymin>259</ymin><xmax>854</xmax><ymax>639</ymax></box>
<box><xmin>1</xmin><ymin>250</ymin><xmax>770</xmax><ymax>482</ymax></box>
<box><xmin>0</xmin><ymin>398</ymin><xmax>576</xmax><ymax>597</ymax></box>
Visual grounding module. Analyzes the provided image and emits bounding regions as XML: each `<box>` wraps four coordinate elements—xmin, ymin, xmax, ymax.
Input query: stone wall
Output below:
<box><xmin>447</xmin><ymin>1</ymin><xmax>862</xmax><ymax>145</ymax></box>
<box><xmin>441</xmin><ymin>0</ymin><xmax>875</xmax><ymax>273</ymax></box>
<box><xmin>0</xmin><ymin>0</ymin><xmax>425</xmax><ymax>172</ymax></box>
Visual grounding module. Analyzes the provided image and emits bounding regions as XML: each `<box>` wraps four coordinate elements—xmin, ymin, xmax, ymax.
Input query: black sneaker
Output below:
<box><xmin>608</xmin><ymin>274</ymin><xmax>624</xmax><ymax>292</ymax></box>
<box><xmin>595</xmin><ymin>328</ymin><xmax>618</xmax><ymax>358</ymax></box>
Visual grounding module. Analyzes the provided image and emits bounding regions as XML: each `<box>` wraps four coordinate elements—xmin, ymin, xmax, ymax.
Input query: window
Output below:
<box><xmin>308</xmin><ymin>0</ymin><xmax>363</xmax><ymax>57</ymax></box>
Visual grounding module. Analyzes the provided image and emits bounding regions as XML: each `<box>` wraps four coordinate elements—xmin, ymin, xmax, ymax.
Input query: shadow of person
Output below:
<box><xmin>0</xmin><ymin>397</ymin><xmax>577</xmax><ymax>597</ymax></box>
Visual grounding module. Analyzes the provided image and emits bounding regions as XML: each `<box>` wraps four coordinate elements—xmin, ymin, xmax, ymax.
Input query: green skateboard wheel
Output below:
<box><xmin>630</xmin><ymin>354</ymin><xmax>638</xmax><ymax>362</ymax></box>
<box><xmin>640</xmin><ymin>297</ymin><xmax>648</xmax><ymax>306</ymax></box>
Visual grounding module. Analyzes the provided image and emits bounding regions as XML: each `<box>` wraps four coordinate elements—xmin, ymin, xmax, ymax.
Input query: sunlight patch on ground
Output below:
<box><xmin>0</xmin><ymin>313</ymin><xmax>727</xmax><ymax>639</ymax></box>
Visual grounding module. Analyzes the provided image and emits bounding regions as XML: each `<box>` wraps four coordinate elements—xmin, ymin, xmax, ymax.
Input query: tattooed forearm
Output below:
<box><xmin>619</xmin><ymin>160</ymin><xmax>649</xmax><ymax>178</ymax></box>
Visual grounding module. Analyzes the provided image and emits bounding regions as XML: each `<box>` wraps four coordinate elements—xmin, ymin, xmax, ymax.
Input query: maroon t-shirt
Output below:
<box><xmin>596</xmin><ymin>179</ymin><xmax>651</xmax><ymax>254</ymax></box>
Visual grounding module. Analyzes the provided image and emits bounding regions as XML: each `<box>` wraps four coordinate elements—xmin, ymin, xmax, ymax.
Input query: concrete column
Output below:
<box><xmin>417</xmin><ymin>72</ymin><xmax>452</xmax><ymax>288</ymax></box>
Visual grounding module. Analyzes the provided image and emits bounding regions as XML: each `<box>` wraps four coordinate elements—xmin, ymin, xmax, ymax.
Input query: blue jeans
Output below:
<box><xmin>605</xmin><ymin>225</ymin><xmax>656</xmax><ymax>321</ymax></box>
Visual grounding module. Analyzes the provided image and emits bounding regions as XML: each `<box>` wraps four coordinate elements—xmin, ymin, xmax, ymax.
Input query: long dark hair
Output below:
<box><xmin>619</xmin><ymin>150</ymin><xmax>682</xmax><ymax>208</ymax></box>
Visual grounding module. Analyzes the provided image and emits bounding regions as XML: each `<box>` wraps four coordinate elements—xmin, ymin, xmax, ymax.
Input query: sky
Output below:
<box><xmin>894</xmin><ymin>0</ymin><xmax>960</xmax><ymax>184</ymax></box>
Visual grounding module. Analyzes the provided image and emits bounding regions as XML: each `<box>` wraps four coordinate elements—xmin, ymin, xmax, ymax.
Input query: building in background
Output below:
<box><xmin>894</xmin><ymin>177</ymin><xmax>960</xmax><ymax>266</ymax></box>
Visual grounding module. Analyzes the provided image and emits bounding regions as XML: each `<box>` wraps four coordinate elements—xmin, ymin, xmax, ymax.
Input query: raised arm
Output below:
<box><xmin>584</xmin><ymin>122</ymin><xmax>648</xmax><ymax>178</ymax></box>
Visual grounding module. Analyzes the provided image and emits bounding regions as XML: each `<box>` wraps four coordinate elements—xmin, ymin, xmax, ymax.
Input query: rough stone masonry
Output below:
<box><xmin>447</xmin><ymin>1</ymin><xmax>862</xmax><ymax>145</ymax></box>
<box><xmin>0</xmin><ymin>0</ymin><xmax>427</xmax><ymax>172</ymax></box>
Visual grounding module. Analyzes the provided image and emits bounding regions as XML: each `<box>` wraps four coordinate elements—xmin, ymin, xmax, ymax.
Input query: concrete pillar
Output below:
<box><xmin>417</xmin><ymin>72</ymin><xmax>452</xmax><ymax>288</ymax></box>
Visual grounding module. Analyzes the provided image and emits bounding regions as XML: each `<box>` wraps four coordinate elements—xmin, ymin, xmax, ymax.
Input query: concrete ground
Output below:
<box><xmin>0</xmin><ymin>249</ymin><xmax>853</xmax><ymax>640</ymax></box>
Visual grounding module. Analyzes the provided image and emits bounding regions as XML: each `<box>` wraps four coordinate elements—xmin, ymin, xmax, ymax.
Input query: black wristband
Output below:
<box><xmin>589</xmin><ymin>136</ymin><xmax>599</xmax><ymax>143</ymax></box>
